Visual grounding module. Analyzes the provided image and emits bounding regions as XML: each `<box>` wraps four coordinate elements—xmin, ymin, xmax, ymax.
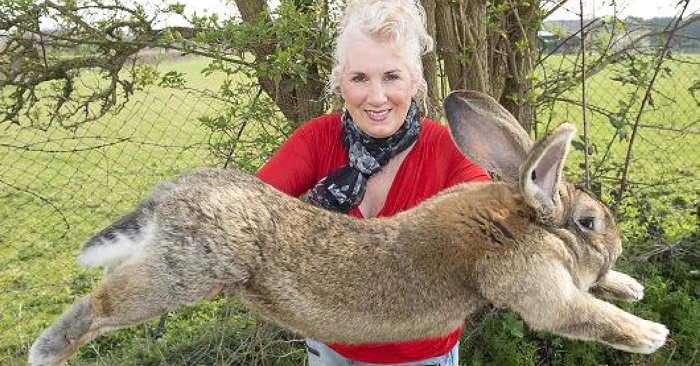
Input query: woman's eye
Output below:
<box><xmin>351</xmin><ymin>74</ymin><xmax>367</xmax><ymax>82</ymax></box>
<box><xmin>384</xmin><ymin>73</ymin><xmax>400</xmax><ymax>81</ymax></box>
<box><xmin>578</xmin><ymin>216</ymin><xmax>595</xmax><ymax>230</ymax></box>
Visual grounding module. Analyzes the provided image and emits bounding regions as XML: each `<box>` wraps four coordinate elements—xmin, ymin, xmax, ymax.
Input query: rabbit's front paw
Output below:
<box><xmin>632</xmin><ymin>318</ymin><xmax>669</xmax><ymax>354</ymax></box>
<box><xmin>614</xmin><ymin>272</ymin><xmax>644</xmax><ymax>301</ymax></box>
<box><xmin>610</xmin><ymin>317</ymin><xmax>669</xmax><ymax>354</ymax></box>
<box><xmin>593</xmin><ymin>271</ymin><xmax>644</xmax><ymax>302</ymax></box>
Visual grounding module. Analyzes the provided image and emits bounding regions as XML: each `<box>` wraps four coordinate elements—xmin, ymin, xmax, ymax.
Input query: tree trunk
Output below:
<box><xmin>430</xmin><ymin>0</ymin><xmax>539</xmax><ymax>133</ymax></box>
<box><xmin>420</xmin><ymin>0</ymin><xmax>442</xmax><ymax>120</ymax></box>
<box><xmin>234</xmin><ymin>0</ymin><xmax>326</xmax><ymax>128</ymax></box>
<box><xmin>434</xmin><ymin>0</ymin><xmax>465</xmax><ymax>92</ymax></box>
<box><xmin>497</xmin><ymin>0</ymin><xmax>538</xmax><ymax>133</ymax></box>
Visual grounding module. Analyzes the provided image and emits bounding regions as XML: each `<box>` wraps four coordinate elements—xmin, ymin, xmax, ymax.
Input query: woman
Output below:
<box><xmin>256</xmin><ymin>0</ymin><xmax>490</xmax><ymax>364</ymax></box>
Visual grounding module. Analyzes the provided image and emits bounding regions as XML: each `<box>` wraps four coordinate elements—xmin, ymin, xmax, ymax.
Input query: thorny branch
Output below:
<box><xmin>613</xmin><ymin>0</ymin><xmax>692</xmax><ymax>210</ymax></box>
<box><xmin>0</xmin><ymin>1</ymin><xmax>150</xmax><ymax>129</ymax></box>
<box><xmin>0</xmin><ymin>1</ymin><xmax>240</xmax><ymax>129</ymax></box>
<box><xmin>1</xmin><ymin>0</ymin><xmax>331</xmax><ymax>130</ymax></box>
<box><xmin>535</xmin><ymin>14</ymin><xmax>700</xmax><ymax>102</ymax></box>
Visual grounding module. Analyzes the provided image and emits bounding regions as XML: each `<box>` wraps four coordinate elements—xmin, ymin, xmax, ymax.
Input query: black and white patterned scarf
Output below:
<box><xmin>310</xmin><ymin>100</ymin><xmax>422</xmax><ymax>213</ymax></box>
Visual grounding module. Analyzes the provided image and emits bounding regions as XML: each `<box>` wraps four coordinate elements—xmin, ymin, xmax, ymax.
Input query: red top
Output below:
<box><xmin>256</xmin><ymin>113</ymin><xmax>490</xmax><ymax>364</ymax></box>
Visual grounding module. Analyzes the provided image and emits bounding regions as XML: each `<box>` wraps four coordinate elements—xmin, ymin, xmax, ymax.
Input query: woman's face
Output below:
<box><xmin>339</xmin><ymin>34</ymin><xmax>417</xmax><ymax>139</ymax></box>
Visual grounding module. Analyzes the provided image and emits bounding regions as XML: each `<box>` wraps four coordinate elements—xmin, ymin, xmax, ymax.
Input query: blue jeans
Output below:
<box><xmin>305</xmin><ymin>338</ymin><xmax>459</xmax><ymax>366</ymax></box>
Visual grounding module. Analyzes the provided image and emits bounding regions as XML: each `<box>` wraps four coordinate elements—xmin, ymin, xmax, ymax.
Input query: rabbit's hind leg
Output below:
<box><xmin>28</xmin><ymin>264</ymin><xmax>192</xmax><ymax>366</ymax></box>
<box><xmin>28</xmin><ymin>296</ymin><xmax>94</xmax><ymax>366</ymax></box>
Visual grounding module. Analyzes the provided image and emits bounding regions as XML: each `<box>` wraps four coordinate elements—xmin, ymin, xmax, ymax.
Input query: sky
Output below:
<box><xmin>30</xmin><ymin>0</ymin><xmax>697</xmax><ymax>30</ymax></box>
<box><xmin>547</xmin><ymin>0</ymin><xmax>700</xmax><ymax>20</ymax></box>
<box><xmin>149</xmin><ymin>0</ymin><xmax>700</xmax><ymax>21</ymax></box>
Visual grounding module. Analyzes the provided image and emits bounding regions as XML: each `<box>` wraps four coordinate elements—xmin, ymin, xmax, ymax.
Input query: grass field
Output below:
<box><xmin>0</xmin><ymin>57</ymin><xmax>231</xmax><ymax>364</ymax></box>
<box><xmin>535</xmin><ymin>54</ymin><xmax>700</xmax><ymax>243</ymax></box>
<box><xmin>0</xmin><ymin>55</ymin><xmax>698</xmax><ymax>365</ymax></box>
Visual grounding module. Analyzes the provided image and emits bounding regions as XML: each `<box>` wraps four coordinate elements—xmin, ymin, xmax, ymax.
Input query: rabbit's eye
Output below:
<box><xmin>578</xmin><ymin>216</ymin><xmax>595</xmax><ymax>230</ymax></box>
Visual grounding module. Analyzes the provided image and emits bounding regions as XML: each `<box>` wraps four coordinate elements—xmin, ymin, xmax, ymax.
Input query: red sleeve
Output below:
<box><xmin>255</xmin><ymin>119</ymin><xmax>321</xmax><ymax>197</ymax></box>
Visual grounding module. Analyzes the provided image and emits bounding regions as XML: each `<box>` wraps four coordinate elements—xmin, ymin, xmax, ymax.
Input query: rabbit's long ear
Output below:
<box><xmin>519</xmin><ymin>123</ymin><xmax>576</xmax><ymax>221</ymax></box>
<box><xmin>444</xmin><ymin>90</ymin><xmax>533</xmax><ymax>180</ymax></box>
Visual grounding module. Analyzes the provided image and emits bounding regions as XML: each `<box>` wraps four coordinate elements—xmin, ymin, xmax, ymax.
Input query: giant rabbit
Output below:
<box><xmin>29</xmin><ymin>91</ymin><xmax>668</xmax><ymax>366</ymax></box>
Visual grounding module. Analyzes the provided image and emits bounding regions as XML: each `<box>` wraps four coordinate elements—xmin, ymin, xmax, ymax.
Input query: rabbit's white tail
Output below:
<box><xmin>78</xmin><ymin>207</ymin><xmax>152</xmax><ymax>268</ymax></box>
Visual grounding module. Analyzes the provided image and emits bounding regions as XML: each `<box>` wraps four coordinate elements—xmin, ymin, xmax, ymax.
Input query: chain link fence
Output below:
<box><xmin>533</xmin><ymin>20</ymin><xmax>700</xmax><ymax>249</ymax></box>
<box><xmin>0</xmin><ymin>57</ymin><xmax>230</xmax><ymax>362</ymax></box>
<box><xmin>1</xmin><ymin>32</ymin><xmax>699</xmax><ymax>366</ymax></box>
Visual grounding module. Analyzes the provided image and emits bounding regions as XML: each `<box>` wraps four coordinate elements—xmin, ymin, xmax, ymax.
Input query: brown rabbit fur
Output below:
<box><xmin>29</xmin><ymin>91</ymin><xmax>668</xmax><ymax>366</ymax></box>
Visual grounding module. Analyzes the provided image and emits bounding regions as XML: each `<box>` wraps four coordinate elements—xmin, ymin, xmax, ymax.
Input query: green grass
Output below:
<box><xmin>1</xmin><ymin>54</ymin><xmax>698</xmax><ymax>365</ymax></box>
<box><xmin>0</xmin><ymin>57</ymin><xmax>229</xmax><ymax>364</ymax></box>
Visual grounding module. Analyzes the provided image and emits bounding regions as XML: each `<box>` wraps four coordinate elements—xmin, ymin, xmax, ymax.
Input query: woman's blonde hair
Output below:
<box><xmin>328</xmin><ymin>0</ymin><xmax>434</xmax><ymax>102</ymax></box>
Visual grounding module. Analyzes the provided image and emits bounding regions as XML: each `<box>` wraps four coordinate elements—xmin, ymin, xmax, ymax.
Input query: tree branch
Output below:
<box><xmin>614</xmin><ymin>0</ymin><xmax>692</xmax><ymax>210</ymax></box>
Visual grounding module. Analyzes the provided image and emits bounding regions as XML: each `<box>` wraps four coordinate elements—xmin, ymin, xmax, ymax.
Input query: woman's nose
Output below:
<box><xmin>367</xmin><ymin>81</ymin><xmax>388</xmax><ymax>105</ymax></box>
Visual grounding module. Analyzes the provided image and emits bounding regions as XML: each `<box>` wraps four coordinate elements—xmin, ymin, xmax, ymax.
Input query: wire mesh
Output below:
<box><xmin>1</xmin><ymin>44</ymin><xmax>698</xmax><ymax>364</ymax></box>
<box><xmin>0</xmin><ymin>60</ymin><xmax>226</xmax><ymax>362</ymax></box>
<box><xmin>534</xmin><ymin>50</ymin><xmax>700</xmax><ymax>245</ymax></box>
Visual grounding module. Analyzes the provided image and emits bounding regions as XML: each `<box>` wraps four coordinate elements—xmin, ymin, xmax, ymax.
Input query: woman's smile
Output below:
<box><xmin>366</xmin><ymin>109</ymin><xmax>391</xmax><ymax>123</ymax></box>
<box><xmin>339</xmin><ymin>34</ymin><xmax>417</xmax><ymax>139</ymax></box>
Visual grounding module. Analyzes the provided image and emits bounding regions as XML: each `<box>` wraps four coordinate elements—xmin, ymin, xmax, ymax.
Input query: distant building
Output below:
<box><xmin>542</xmin><ymin>17</ymin><xmax>700</xmax><ymax>55</ymax></box>
<box><xmin>538</xmin><ymin>24</ymin><xmax>582</xmax><ymax>54</ymax></box>
<box><xmin>537</xmin><ymin>30</ymin><xmax>559</xmax><ymax>53</ymax></box>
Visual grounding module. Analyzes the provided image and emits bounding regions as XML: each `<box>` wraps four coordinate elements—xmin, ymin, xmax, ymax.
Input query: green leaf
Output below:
<box><xmin>158</xmin><ymin>71</ymin><xmax>186</xmax><ymax>88</ymax></box>
<box><xmin>167</xmin><ymin>3</ymin><xmax>185</xmax><ymax>15</ymax></box>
